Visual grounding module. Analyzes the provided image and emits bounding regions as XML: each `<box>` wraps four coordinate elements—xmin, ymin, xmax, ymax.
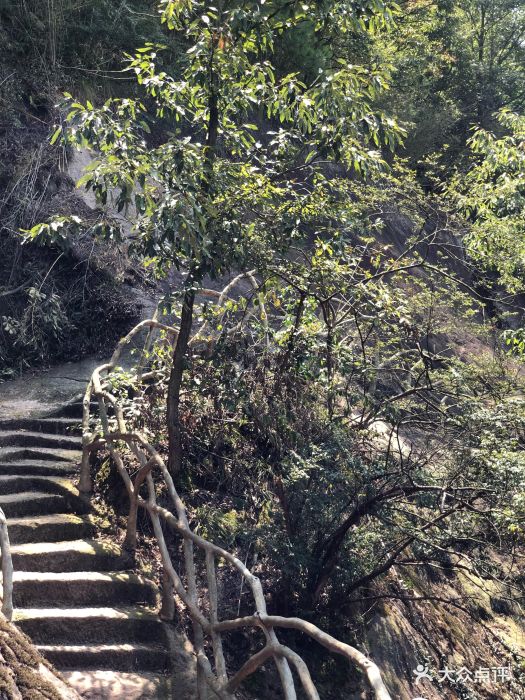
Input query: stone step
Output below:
<box><xmin>0</xmin><ymin>417</ymin><xmax>81</xmax><ymax>434</ymax></box>
<box><xmin>0</xmin><ymin>446</ymin><xmax>82</xmax><ymax>463</ymax></box>
<box><xmin>0</xmin><ymin>430</ymin><xmax>81</xmax><ymax>450</ymax></box>
<box><xmin>0</xmin><ymin>475</ymin><xmax>88</xmax><ymax>514</ymax></box>
<box><xmin>13</xmin><ymin>571</ymin><xmax>158</xmax><ymax>608</ymax></box>
<box><xmin>14</xmin><ymin>607</ymin><xmax>167</xmax><ymax>646</ymax></box>
<box><xmin>0</xmin><ymin>491</ymin><xmax>66</xmax><ymax>518</ymax></box>
<box><xmin>0</xmin><ymin>459</ymin><xmax>78</xmax><ymax>477</ymax></box>
<box><xmin>8</xmin><ymin>513</ymin><xmax>96</xmax><ymax>546</ymax></box>
<box><xmin>9</xmin><ymin>539</ymin><xmax>122</xmax><ymax>572</ymax></box>
<box><xmin>0</xmin><ymin>394</ymin><xmax>177</xmax><ymax>690</ymax></box>
<box><xmin>0</xmin><ymin>474</ymin><xmax>69</xmax><ymax>494</ymax></box>
<box><xmin>52</xmin><ymin>400</ymin><xmax>97</xmax><ymax>419</ymax></box>
<box><xmin>61</xmin><ymin>671</ymin><xmax>173</xmax><ymax>700</ymax></box>
<box><xmin>37</xmin><ymin>643</ymin><xmax>171</xmax><ymax>672</ymax></box>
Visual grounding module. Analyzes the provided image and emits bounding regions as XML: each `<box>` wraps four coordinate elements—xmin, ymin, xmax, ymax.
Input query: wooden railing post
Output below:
<box><xmin>0</xmin><ymin>507</ymin><xmax>13</xmax><ymax>621</ymax></box>
<box><xmin>122</xmin><ymin>492</ymin><xmax>139</xmax><ymax>559</ymax></box>
<box><xmin>79</xmin><ymin>381</ymin><xmax>94</xmax><ymax>498</ymax></box>
<box><xmin>160</xmin><ymin>567</ymin><xmax>175</xmax><ymax>621</ymax></box>
<box><xmin>206</xmin><ymin>551</ymin><xmax>227</xmax><ymax>683</ymax></box>
<box><xmin>79</xmin><ymin>444</ymin><xmax>93</xmax><ymax>497</ymax></box>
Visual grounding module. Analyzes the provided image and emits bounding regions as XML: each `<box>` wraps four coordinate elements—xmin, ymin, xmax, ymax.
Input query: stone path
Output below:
<box><xmin>0</xmin><ymin>365</ymin><xmax>177</xmax><ymax>699</ymax></box>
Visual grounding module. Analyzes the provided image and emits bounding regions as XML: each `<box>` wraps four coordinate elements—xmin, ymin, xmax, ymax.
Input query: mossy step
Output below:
<box><xmin>0</xmin><ymin>459</ymin><xmax>78</xmax><ymax>476</ymax></box>
<box><xmin>0</xmin><ymin>474</ymin><xmax>87</xmax><ymax>512</ymax></box>
<box><xmin>0</xmin><ymin>417</ymin><xmax>81</xmax><ymax>434</ymax></box>
<box><xmin>0</xmin><ymin>430</ymin><xmax>81</xmax><ymax>450</ymax></box>
<box><xmin>13</xmin><ymin>571</ymin><xmax>158</xmax><ymax>608</ymax></box>
<box><xmin>9</xmin><ymin>539</ymin><xmax>122</xmax><ymax>572</ymax></box>
<box><xmin>61</xmin><ymin>671</ymin><xmax>172</xmax><ymax>700</ymax></box>
<box><xmin>14</xmin><ymin>607</ymin><xmax>167</xmax><ymax>646</ymax></box>
<box><xmin>0</xmin><ymin>491</ymin><xmax>66</xmax><ymax>518</ymax></box>
<box><xmin>0</xmin><ymin>473</ymin><xmax>80</xmax><ymax>494</ymax></box>
<box><xmin>37</xmin><ymin>643</ymin><xmax>171</xmax><ymax>672</ymax></box>
<box><xmin>8</xmin><ymin>513</ymin><xmax>96</xmax><ymax>546</ymax></box>
<box><xmin>0</xmin><ymin>446</ymin><xmax>82</xmax><ymax>463</ymax></box>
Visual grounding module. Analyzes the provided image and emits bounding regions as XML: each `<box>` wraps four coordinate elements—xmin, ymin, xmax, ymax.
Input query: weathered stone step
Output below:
<box><xmin>0</xmin><ymin>491</ymin><xmax>65</xmax><ymax>518</ymax></box>
<box><xmin>37</xmin><ymin>643</ymin><xmax>171</xmax><ymax>672</ymax></box>
<box><xmin>0</xmin><ymin>417</ymin><xmax>80</xmax><ymax>434</ymax></box>
<box><xmin>0</xmin><ymin>475</ymin><xmax>87</xmax><ymax>515</ymax></box>
<box><xmin>0</xmin><ymin>473</ymin><xmax>79</xmax><ymax>494</ymax></box>
<box><xmin>9</xmin><ymin>539</ymin><xmax>122</xmax><ymax>572</ymax></box>
<box><xmin>14</xmin><ymin>607</ymin><xmax>167</xmax><ymax>646</ymax></box>
<box><xmin>8</xmin><ymin>514</ymin><xmax>95</xmax><ymax>546</ymax></box>
<box><xmin>0</xmin><ymin>459</ymin><xmax>78</xmax><ymax>476</ymax></box>
<box><xmin>13</xmin><ymin>571</ymin><xmax>158</xmax><ymax>608</ymax></box>
<box><xmin>0</xmin><ymin>390</ymin><xmax>178</xmax><ymax>692</ymax></box>
<box><xmin>52</xmin><ymin>400</ymin><xmax>97</xmax><ymax>419</ymax></box>
<box><xmin>61</xmin><ymin>671</ymin><xmax>173</xmax><ymax>700</ymax></box>
<box><xmin>0</xmin><ymin>446</ymin><xmax>82</xmax><ymax>463</ymax></box>
<box><xmin>0</xmin><ymin>430</ymin><xmax>81</xmax><ymax>450</ymax></box>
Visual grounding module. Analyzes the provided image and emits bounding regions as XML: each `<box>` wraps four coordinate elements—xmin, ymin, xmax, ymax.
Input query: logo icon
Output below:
<box><xmin>413</xmin><ymin>665</ymin><xmax>432</xmax><ymax>684</ymax></box>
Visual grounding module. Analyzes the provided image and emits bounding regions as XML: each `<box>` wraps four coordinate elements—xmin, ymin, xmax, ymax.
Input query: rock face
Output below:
<box><xmin>356</xmin><ymin>570</ymin><xmax>525</xmax><ymax>700</ymax></box>
<box><xmin>0</xmin><ymin>613</ymin><xmax>80</xmax><ymax>700</ymax></box>
<box><xmin>0</xmin><ymin>390</ymin><xmax>176</xmax><ymax>699</ymax></box>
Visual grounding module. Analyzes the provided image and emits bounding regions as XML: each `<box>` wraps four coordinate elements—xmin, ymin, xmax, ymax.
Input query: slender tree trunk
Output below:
<box><xmin>320</xmin><ymin>301</ymin><xmax>336</xmax><ymax>420</ymax></box>
<box><xmin>167</xmin><ymin>287</ymin><xmax>195</xmax><ymax>477</ymax></box>
<box><xmin>166</xmin><ymin>10</ymin><xmax>219</xmax><ymax>479</ymax></box>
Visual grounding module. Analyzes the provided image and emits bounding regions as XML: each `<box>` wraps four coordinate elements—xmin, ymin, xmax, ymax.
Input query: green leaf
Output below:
<box><xmin>50</xmin><ymin>127</ymin><xmax>62</xmax><ymax>145</ymax></box>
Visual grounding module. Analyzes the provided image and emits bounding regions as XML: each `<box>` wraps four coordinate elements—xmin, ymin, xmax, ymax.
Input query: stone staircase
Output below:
<box><xmin>0</xmin><ymin>400</ymin><xmax>174</xmax><ymax>699</ymax></box>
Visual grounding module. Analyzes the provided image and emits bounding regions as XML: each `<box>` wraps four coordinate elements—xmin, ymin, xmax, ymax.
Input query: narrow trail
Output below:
<box><xmin>0</xmin><ymin>363</ymin><xmax>176</xmax><ymax>699</ymax></box>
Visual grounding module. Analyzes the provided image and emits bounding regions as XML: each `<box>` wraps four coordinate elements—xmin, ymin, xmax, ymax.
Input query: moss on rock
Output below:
<box><xmin>0</xmin><ymin>617</ymin><xmax>62</xmax><ymax>700</ymax></box>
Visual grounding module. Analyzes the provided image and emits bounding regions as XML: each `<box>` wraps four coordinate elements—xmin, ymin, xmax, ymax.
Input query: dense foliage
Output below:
<box><xmin>2</xmin><ymin>0</ymin><xmax>525</xmax><ymax>696</ymax></box>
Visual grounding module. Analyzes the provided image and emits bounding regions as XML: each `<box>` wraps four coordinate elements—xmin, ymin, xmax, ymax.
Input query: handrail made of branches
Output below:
<box><xmin>0</xmin><ymin>507</ymin><xmax>13</xmax><ymax>621</ymax></box>
<box><xmin>80</xmin><ymin>318</ymin><xmax>393</xmax><ymax>700</ymax></box>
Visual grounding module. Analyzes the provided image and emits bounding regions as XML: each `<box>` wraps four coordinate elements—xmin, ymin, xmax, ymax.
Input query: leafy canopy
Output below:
<box><xmin>451</xmin><ymin>109</ymin><xmax>525</xmax><ymax>292</ymax></box>
<box><xmin>39</xmin><ymin>0</ymin><xmax>404</xmax><ymax>283</ymax></box>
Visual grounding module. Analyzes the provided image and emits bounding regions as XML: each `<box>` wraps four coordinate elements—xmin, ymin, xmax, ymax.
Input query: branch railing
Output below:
<box><xmin>0</xmin><ymin>506</ymin><xmax>13</xmax><ymax>621</ymax></box>
<box><xmin>80</xmin><ymin>318</ymin><xmax>392</xmax><ymax>700</ymax></box>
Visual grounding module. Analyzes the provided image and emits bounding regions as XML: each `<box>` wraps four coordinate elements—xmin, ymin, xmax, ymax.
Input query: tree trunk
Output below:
<box><xmin>167</xmin><ymin>287</ymin><xmax>195</xmax><ymax>477</ymax></box>
<box><xmin>166</xmin><ymin>16</ymin><xmax>219</xmax><ymax>478</ymax></box>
